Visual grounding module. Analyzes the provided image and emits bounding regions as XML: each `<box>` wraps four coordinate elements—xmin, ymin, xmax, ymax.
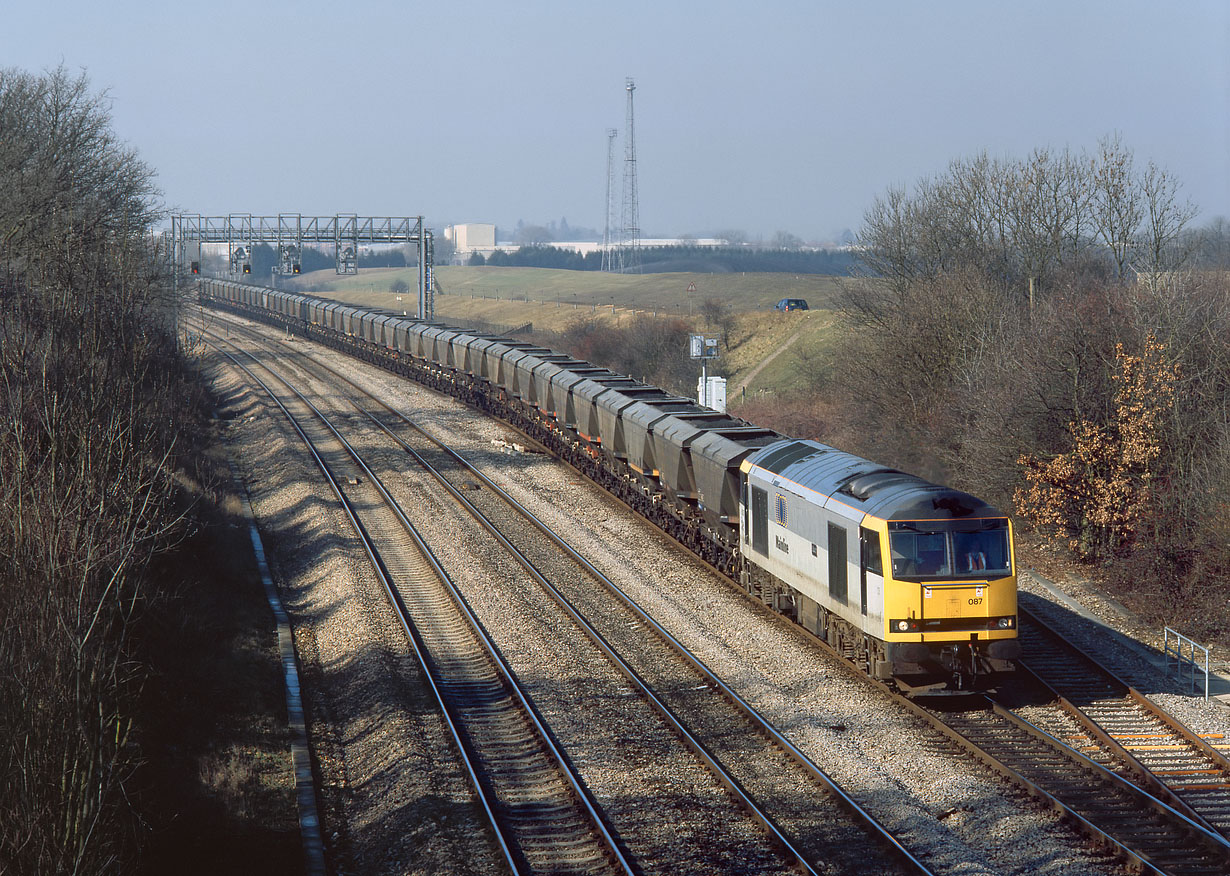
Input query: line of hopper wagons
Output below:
<box><xmin>201</xmin><ymin>278</ymin><xmax>1022</xmax><ymax>694</ymax></box>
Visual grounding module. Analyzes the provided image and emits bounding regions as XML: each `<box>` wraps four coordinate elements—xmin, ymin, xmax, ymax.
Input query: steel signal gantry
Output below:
<box><xmin>171</xmin><ymin>213</ymin><xmax>435</xmax><ymax>319</ymax></box>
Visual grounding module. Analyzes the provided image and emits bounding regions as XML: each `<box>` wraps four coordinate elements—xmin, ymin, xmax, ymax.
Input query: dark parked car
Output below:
<box><xmin>774</xmin><ymin>298</ymin><xmax>809</xmax><ymax>311</ymax></box>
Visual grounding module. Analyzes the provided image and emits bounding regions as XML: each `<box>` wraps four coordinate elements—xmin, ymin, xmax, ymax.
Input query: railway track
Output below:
<box><xmin>1011</xmin><ymin>603</ymin><xmax>1230</xmax><ymax>836</ymax></box>
<box><xmin>356</xmin><ymin>381</ymin><xmax>931</xmax><ymax>875</ymax></box>
<box><xmin>912</xmin><ymin>696</ymin><xmax>1230</xmax><ymax>875</ymax></box>
<box><xmin>199</xmin><ymin>303</ymin><xmax>1230</xmax><ymax>875</ymax></box>
<box><xmin>205</xmin><ymin>311</ymin><xmax>934</xmax><ymax>875</ymax></box>
<box><xmin>203</xmin><ymin>333</ymin><xmax>634</xmax><ymax>876</ymax></box>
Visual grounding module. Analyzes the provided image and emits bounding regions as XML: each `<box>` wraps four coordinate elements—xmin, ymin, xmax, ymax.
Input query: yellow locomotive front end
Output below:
<box><xmin>876</xmin><ymin>515</ymin><xmax>1019</xmax><ymax>693</ymax></box>
<box><xmin>738</xmin><ymin>438</ymin><xmax>1020</xmax><ymax>695</ymax></box>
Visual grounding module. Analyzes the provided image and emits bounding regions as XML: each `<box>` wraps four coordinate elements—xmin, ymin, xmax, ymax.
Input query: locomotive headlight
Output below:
<box><xmin>897</xmin><ymin>620</ymin><xmax>910</xmax><ymax>632</ymax></box>
<box><xmin>997</xmin><ymin>617</ymin><xmax>1015</xmax><ymax>629</ymax></box>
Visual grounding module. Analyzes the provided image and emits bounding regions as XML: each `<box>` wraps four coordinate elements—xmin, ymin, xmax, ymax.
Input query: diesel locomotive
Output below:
<box><xmin>200</xmin><ymin>279</ymin><xmax>1020</xmax><ymax>693</ymax></box>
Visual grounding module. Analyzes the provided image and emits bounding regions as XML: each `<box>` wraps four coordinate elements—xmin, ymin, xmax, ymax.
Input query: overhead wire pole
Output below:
<box><xmin>602</xmin><ymin>127</ymin><xmax>618</xmax><ymax>273</ymax></box>
<box><xmin>418</xmin><ymin>227</ymin><xmax>433</xmax><ymax>321</ymax></box>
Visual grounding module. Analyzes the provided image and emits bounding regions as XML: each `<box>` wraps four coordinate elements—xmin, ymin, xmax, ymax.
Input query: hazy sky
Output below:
<box><xmin>6</xmin><ymin>1</ymin><xmax>1228</xmax><ymax>242</ymax></box>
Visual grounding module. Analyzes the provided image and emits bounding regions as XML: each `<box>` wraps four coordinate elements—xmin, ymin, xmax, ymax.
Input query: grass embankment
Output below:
<box><xmin>292</xmin><ymin>265</ymin><xmax>847</xmax><ymax>397</ymax></box>
<box><xmin>314</xmin><ymin>265</ymin><xmax>846</xmax><ymax>315</ymax></box>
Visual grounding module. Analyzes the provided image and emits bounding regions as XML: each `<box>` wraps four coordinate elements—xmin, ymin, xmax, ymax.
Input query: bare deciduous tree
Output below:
<box><xmin>1089</xmin><ymin>134</ymin><xmax>1144</xmax><ymax>280</ymax></box>
<box><xmin>858</xmin><ymin>137</ymin><xmax>1198</xmax><ymax>301</ymax></box>
<box><xmin>843</xmin><ymin>138</ymin><xmax>1229</xmax><ymax>634</ymax></box>
<box><xmin>1136</xmin><ymin>159</ymin><xmax>1199</xmax><ymax>282</ymax></box>
<box><xmin>0</xmin><ymin>65</ymin><xmax>201</xmax><ymax>875</ymax></box>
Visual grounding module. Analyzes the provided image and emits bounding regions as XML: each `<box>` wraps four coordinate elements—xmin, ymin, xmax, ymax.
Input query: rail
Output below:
<box><xmin>204</xmin><ymin>332</ymin><xmax>634</xmax><ymax>875</ymax></box>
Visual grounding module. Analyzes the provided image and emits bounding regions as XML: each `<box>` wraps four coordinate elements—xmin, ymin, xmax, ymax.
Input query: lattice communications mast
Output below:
<box><xmin>619</xmin><ymin>77</ymin><xmax>642</xmax><ymax>274</ymax></box>
<box><xmin>602</xmin><ymin>127</ymin><xmax>618</xmax><ymax>273</ymax></box>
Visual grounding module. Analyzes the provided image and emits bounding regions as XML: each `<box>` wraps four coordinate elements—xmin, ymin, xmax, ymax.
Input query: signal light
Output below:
<box><xmin>190</xmin><ymin>261</ymin><xmax>200</xmax><ymax>274</ymax></box>
<box><xmin>292</xmin><ymin>263</ymin><xmax>300</xmax><ymax>274</ymax></box>
<box><xmin>243</xmin><ymin>263</ymin><xmax>251</xmax><ymax>274</ymax></box>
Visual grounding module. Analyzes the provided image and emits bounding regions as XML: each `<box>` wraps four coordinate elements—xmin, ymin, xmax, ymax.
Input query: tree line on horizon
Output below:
<box><xmin>466</xmin><ymin>243</ymin><xmax>861</xmax><ymax>274</ymax></box>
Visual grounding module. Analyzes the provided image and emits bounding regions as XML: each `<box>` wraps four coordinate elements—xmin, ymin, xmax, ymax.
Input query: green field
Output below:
<box><xmin>290</xmin><ymin>265</ymin><xmax>851</xmax><ymax>396</ymax></box>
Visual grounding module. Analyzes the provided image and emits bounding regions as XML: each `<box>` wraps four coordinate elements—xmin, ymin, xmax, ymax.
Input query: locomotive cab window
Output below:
<box><xmin>952</xmin><ymin>529</ymin><xmax>1010</xmax><ymax>574</ymax></box>
<box><xmin>889</xmin><ymin>520</ymin><xmax>1011</xmax><ymax>580</ymax></box>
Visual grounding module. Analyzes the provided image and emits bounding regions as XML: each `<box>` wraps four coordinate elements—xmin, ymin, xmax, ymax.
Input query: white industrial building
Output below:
<box><xmin>445</xmin><ymin>223</ymin><xmax>499</xmax><ymax>259</ymax></box>
<box><xmin>444</xmin><ymin>223</ymin><xmax>731</xmax><ymax>264</ymax></box>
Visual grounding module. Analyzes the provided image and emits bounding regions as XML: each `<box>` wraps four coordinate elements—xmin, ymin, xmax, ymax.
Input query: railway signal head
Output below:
<box><xmin>190</xmin><ymin>260</ymin><xmax>200</xmax><ymax>274</ymax></box>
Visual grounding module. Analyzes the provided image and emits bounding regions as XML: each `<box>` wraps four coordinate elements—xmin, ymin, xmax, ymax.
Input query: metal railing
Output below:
<box><xmin>1164</xmin><ymin>627</ymin><xmax>1210</xmax><ymax>700</ymax></box>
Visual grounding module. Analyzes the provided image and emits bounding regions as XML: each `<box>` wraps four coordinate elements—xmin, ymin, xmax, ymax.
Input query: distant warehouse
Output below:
<box><xmin>445</xmin><ymin>223</ymin><xmax>497</xmax><ymax>259</ymax></box>
<box><xmin>444</xmin><ymin>221</ymin><xmax>729</xmax><ymax>264</ymax></box>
